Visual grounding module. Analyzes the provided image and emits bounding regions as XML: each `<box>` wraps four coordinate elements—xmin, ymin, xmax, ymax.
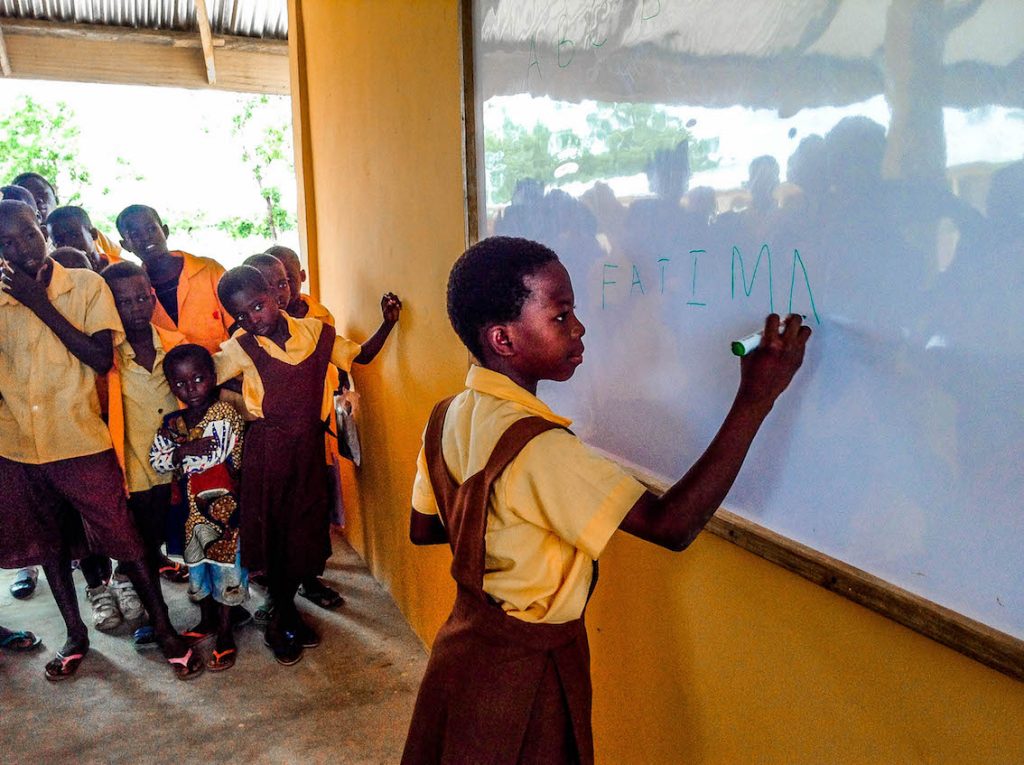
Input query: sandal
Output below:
<box><xmin>10</xmin><ymin>567</ymin><xmax>38</xmax><ymax>600</ymax></box>
<box><xmin>181</xmin><ymin>628</ymin><xmax>214</xmax><ymax>645</ymax></box>
<box><xmin>207</xmin><ymin>647</ymin><xmax>237</xmax><ymax>672</ymax></box>
<box><xmin>298</xmin><ymin>579</ymin><xmax>345</xmax><ymax>610</ymax></box>
<box><xmin>158</xmin><ymin>561</ymin><xmax>190</xmax><ymax>583</ymax></box>
<box><xmin>0</xmin><ymin>629</ymin><xmax>42</xmax><ymax>652</ymax></box>
<box><xmin>44</xmin><ymin>650</ymin><xmax>86</xmax><ymax>681</ymax></box>
<box><xmin>133</xmin><ymin>625</ymin><xmax>159</xmax><ymax>651</ymax></box>
<box><xmin>166</xmin><ymin>647</ymin><xmax>204</xmax><ymax>680</ymax></box>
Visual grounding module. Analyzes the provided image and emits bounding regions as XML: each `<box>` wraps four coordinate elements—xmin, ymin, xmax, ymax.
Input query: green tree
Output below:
<box><xmin>218</xmin><ymin>95</ymin><xmax>297</xmax><ymax>240</ymax></box>
<box><xmin>484</xmin><ymin>101</ymin><xmax>719</xmax><ymax>204</ymax></box>
<box><xmin>0</xmin><ymin>95</ymin><xmax>91</xmax><ymax>202</ymax></box>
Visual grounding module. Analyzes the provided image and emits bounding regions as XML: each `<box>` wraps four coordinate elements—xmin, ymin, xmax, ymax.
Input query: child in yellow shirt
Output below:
<box><xmin>404</xmin><ymin>236</ymin><xmax>811</xmax><ymax>763</ymax></box>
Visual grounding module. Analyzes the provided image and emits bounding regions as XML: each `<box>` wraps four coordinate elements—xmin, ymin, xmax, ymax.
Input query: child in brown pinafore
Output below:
<box><xmin>214</xmin><ymin>265</ymin><xmax>401</xmax><ymax>665</ymax></box>
<box><xmin>404</xmin><ymin>237</ymin><xmax>811</xmax><ymax>763</ymax></box>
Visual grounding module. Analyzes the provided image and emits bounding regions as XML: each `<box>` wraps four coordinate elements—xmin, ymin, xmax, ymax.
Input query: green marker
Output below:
<box><xmin>731</xmin><ymin>316</ymin><xmax>806</xmax><ymax>356</ymax></box>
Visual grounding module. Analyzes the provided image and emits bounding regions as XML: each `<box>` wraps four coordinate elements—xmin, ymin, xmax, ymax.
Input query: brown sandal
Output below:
<box><xmin>207</xmin><ymin>647</ymin><xmax>237</xmax><ymax>672</ymax></box>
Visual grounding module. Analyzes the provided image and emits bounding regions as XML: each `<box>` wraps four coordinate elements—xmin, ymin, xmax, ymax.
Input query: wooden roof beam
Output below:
<box><xmin>194</xmin><ymin>0</ymin><xmax>218</xmax><ymax>85</ymax></box>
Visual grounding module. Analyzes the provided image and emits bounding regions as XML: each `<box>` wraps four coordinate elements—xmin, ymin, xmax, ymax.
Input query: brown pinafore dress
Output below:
<box><xmin>237</xmin><ymin>324</ymin><xmax>335</xmax><ymax>582</ymax></box>
<box><xmin>402</xmin><ymin>398</ymin><xmax>596</xmax><ymax>765</ymax></box>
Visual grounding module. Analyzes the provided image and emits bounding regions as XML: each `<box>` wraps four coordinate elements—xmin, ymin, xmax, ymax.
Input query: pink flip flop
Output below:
<box><xmin>167</xmin><ymin>647</ymin><xmax>204</xmax><ymax>680</ymax></box>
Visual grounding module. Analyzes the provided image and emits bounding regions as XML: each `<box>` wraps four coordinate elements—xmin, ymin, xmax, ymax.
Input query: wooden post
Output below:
<box><xmin>194</xmin><ymin>0</ymin><xmax>218</xmax><ymax>85</ymax></box>
<box><xmin>0</xmin><ymin>25</ymin><xmax>13</xmax><ymax>77</ymax></box>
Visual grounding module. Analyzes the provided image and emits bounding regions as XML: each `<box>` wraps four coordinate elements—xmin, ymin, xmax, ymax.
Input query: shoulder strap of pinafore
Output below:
<box><xmin>423</xmin><ymin>396</ymin><xmax>566</xmax><ymax>595</ymax></box>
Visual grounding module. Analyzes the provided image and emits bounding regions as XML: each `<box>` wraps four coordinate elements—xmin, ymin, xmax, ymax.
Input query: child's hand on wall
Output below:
<box><xmin>381</xmin><ymin>292</ymin><xmax>403</xmax><ymax>325</ymax></box>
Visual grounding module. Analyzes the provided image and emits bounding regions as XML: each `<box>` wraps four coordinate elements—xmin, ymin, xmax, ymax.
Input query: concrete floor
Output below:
<box><xmin>0</xmin><ymin>537</ymin><xmax>427</xmax><ymax>764</ymax></box>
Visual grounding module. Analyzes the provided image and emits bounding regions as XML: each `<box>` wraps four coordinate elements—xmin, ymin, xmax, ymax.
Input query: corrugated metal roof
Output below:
<box><xmin>0</xmin><ymin>0</ymin><xmax>287</xmax><ymax>40</ymax></box>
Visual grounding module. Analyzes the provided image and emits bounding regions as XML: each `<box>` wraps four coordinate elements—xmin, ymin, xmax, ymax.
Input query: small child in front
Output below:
<box><xmin>403</xmin><ymin>236</ymin><xmax>811</xmax><ymax>764</ymax></box>
<box><xmin>214</xmin><ymin>265</ymin><xmax>401</xmax><ymax>665</ymax></box>
<box><xmin>151</xmin><ymin>344</ymin><xmax>247</xmax><ymax>671</ymax></box>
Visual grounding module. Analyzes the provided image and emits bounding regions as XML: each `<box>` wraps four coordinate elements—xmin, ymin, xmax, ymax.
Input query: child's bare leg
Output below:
<box><xmin>41</xmin><ymin>558</ymin><xmax>90</xmax><ymax>678</ymax></box>
<box><xmin>41</xmin><ymin>558</ymin><xmax>89</xmax><ymax>652</ymax></box>
<box><xmin>206</xmin><ymin>603</ymin><xmax>237</xmax><ymax>671</ymax></box>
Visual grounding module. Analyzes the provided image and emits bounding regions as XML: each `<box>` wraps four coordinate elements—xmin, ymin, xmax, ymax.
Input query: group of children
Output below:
<box><xmin>0</xmin><ymin>173</ymin><xmax>401</xmax><ymax>679</ymax></box>
<box><xmin>1</xmin><ymin>171</ymin><xmax>813</xmax><ymax>763</ymax></box>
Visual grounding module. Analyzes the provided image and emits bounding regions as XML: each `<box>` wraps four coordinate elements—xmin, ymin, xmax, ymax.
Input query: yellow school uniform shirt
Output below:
<box><xmin>214</xmin><ymin>313</ymin><xmax>361</xmax><ymax>420</ymax></box>
<box><xmin>0</xmin><ymin>261</ymin><xmax>125</xmax><ymax>464</ymax></box>
<box><xmin>107</xmin><ymin>324</ymin><xmax>186</xmax><ymax>493</ymax></box>
<box><xmin>150</xmin><ymin>251</ymin><xmax>232</xmax><ymax>354</ymax></box>
<box><xmin>300</xmin><ymin>293</ymin><xmax>335</xmax><ymax>326</ymax></box>
<box><xmin>411</xmin><ymin>366</ymin><xmax>646</xmax><ymax>624</ymax></box>
<box><xmin>95</xmin><ymin>229</ymin><xmax>123</xmax><ymax>264</ymax></box>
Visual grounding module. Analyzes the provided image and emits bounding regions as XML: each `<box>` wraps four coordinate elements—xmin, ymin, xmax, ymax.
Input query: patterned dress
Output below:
<box><xmin>150</xmin><ymin>401</ymin><xmax>245</xmax><ymax>567</ymax></box>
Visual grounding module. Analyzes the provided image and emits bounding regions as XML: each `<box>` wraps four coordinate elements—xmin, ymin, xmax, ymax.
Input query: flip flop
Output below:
<box><xmin>10</xmin><ymin>567</ymin><xmax>38</xmax><ymax>600</ymax></box>
<box><xmin>181</xmin><ymin>627</ymin><xmax>214</xmax><ymax>644</ymax></box>
<box><xmin>0</xmin><ymin>630</ymin><xmax>42</xmax><ymax>652</ymax></box>
<box><xmin>44</xmin><ymin>651</ymin><xmax>85</xmax><ymax>681</ymax></box>
<box><xmin>133</xmin><ymin>625</ymin><xmax>159</xmax><ymax>651</ymax></box>
<box><xmin>167</xmin><ymin>647</ymin><xmax>204</xmax><ymax>680</ymax></box>
<box><xmin>207</xmin><ymin>647</ymin><xmax>237</xmax><ymax>672</ymax></box>
<box><xmin>157</xmin><ymin>561</ymin><xmax>189</xmax><ymax>583</ymax></box>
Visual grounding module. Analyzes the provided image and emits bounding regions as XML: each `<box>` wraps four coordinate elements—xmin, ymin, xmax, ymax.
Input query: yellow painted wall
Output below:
<box><xmin>291</xmin><ymin>2</ymin><xmax>1024</xmax><ymax>762</ymax></box>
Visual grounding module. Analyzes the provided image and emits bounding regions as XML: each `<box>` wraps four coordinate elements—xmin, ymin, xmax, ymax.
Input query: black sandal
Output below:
<box><xmin>298</xmin><ymin>579</ymin><xmax>344</xmax><ymax>610</ymax></box>
<box><xmin>264</xmin><ymin>628</ymin><xmax>303</xmax><ymax>666</ymax></box>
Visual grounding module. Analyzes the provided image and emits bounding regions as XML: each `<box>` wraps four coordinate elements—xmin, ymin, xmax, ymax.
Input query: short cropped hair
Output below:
<box><xmin>217</xmin><ymin>265</ymin><xmax>268</xmax><ymax>307</ymax></box>
<box><xmin>115</xmin><ymin>204</ymin><xmax>162</xmax><ymax>235</ymax></box>
<box><xmin>0</xmin><ymin>198</ymin><xmax>38</xmax><ymax>223</ymax></box>
<box><xmin>1</xmin><ymin>185</ymin><xmax>36</xmax><ymax>207</ymax></box>
<box><xmin>51</xmin><ymin>247</ymin><xmax>91</xmax><ymax>270</ymax></box>
<box><xmin>162</xmin><ymin>343</ymin><xmax>215</xmax><ymax>378</ymax></box>
<box><xmin>265</xmin><ymin>245</ymin><xmax>300</xmax><ymax>268</ymax></box>
<box><xmin>46</xmin><ymin>205</ymin><xmax>93</xmax><ymax>229</ymax></box>
<box><xmin>101</xmin><ymin>260</ymin><xmax>149</xmax><ymax>287</ymax></box>
<box><xmin>11</xmin><ymin>173</ymin><xmax>57</xmax><ymax>202</ymax></box>
<box><xmin>242</xmin><ymin>253</ymin><xmax>283</xmax><ymax>270</ymax></box>
<box><xmin>447</xmin><ymin>236</ymin><xmax>559</xmax><ymax>361</ymax></box>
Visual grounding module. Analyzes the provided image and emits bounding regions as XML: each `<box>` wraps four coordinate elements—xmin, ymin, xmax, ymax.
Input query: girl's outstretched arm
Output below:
<box><xmin>620</xmin><ymin>314</ymin><xmax>811</xmax><ymax>551</ymax></box>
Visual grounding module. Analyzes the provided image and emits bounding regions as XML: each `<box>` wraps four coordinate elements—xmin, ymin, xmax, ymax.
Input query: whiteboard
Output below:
<box><xmin>471</xmin><ymin>0</ymin><xmax>1024</xmax><ymax>639</ymax></box>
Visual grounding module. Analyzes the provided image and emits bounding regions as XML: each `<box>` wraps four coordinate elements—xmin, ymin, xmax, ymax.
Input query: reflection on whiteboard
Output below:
<box><xmin>473</xmin><ymin>0</ymin><xmax>1023</xmax><ymax>638</ymax></box>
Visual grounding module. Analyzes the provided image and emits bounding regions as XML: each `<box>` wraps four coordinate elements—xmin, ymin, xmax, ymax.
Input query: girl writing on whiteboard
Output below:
<box><xmin>404</xmin><ymin>236</ymin><xmax>810</xmax><ymax>764</ymax></box>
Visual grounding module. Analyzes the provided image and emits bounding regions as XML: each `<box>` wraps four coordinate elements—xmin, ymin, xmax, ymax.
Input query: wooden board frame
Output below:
<box><xmin>457</xmin><ymin>0</ymin><xmax>1023</xmax><ymax>684</ymax></box>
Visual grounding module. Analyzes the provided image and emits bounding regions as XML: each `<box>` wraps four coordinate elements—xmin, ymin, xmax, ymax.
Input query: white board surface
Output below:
<box><xmin>472</xmin><ymin>0</ymin><xmax>1024</xmax><ymax>638</ymax></box>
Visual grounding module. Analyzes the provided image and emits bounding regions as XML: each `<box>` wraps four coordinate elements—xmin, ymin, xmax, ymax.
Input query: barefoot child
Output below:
<box><xmin>214</xmin><ymin>265</ymin><xmax>401</xmax><ymax>665</ymax></box>
<box><xmin>403</xmin><ymin>237</ymin><xmax>811</xmax><ymax>763</ymax></box>
<box><xmin>151</xmin><ymin>344</ymin><xmax>247</xmax><ymax>671</ymax></box>
<box><xmin>0</xmin><ymin>199</ymin><xmax>201</xmax><ymax>680</ymax></box>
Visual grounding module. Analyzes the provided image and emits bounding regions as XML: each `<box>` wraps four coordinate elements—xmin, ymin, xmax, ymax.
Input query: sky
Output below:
<box><xmin>0</xmin><ymin>78</ymin><xmax>299</xmax><ymax>269</ymax></box>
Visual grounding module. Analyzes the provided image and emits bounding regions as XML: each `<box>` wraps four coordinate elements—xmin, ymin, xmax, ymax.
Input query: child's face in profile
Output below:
<box><xmin>225</xmin><ymin>285</ymin><xmax>281</xmax><ymax>337</ymax></box>
<box><xmin>254</xmin><ymin>261</ymin><xmax>290</xmax><ymax>311</ymax></box>
<box><xmin>506</xmin><ymin>261</ymin><xmax>586</xmax><ymax>384</ymax></box>
<box><xmin>0</xmin><ymin>204</ymin><xmax>49</xmax><ymax>277</ymax></box>
<box><xmin>166</xmin><ymin>356</ymin><xmax>217</xmax><ymax>410</ymax></box>
<box><xmin>110</xmin><ymin>275</ymin><xmax>157</xmax><ymax>333</ymax></box>
<box><xmin>119</xmin><ymin>211</ymin><xmax>170</xmax><ymax>261</ymax></box>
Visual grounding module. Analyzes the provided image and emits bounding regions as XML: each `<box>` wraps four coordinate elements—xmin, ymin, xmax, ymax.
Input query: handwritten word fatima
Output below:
<box><xmin>600</xmin><ymin>245</ymin><xmax>821</xmax><ymax>323</ymax></box>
